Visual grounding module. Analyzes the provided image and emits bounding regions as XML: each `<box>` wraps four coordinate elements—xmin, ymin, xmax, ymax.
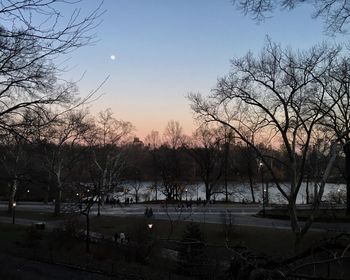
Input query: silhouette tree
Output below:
<box><xmin>321</xmin><ymin>57</ymin><xmax>350</xmax><ymax>214</ymax></box>
<box><xmin>187</xmin><ymin>124</ymin><xmax>223</xmax><ymax>201</ymax></box>
<box><xmin>0</xmin><ymin>0</ymin><xmax>103</xmax><ymax>131</ymax></box>
<box><xmin>177</xmin><ymin>222</ymin><xmax>207</xmax><ymax>277</ymax></box>
<box><xmin>189</xmin><ymin>39</ymin><xmax>341</xmax><ymax>247</ymax></box>
<box><xmin>232</xmin><ymin>0</ymin><xmax>350</xmax><ymax>34</ymax></box>
<box><xmin>39</xmin><ymin>110</ymin><xmax>91</xmax><ymax>215</ymax></box>
<box><xmin>87</xmin><ymin>109</ymin><xmax>133</xmax><ymax>216</ymax></box>
<box><xmin>144</xmin><ymin>130</ymin><xmax>161</xmax><ymax>201</ymax></box>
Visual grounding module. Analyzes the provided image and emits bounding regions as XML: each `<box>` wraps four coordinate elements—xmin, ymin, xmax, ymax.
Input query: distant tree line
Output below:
<box><xmin>0</xmin><ymin>113</ymin><xmax>344</xmax><ymax>210</ymax></box>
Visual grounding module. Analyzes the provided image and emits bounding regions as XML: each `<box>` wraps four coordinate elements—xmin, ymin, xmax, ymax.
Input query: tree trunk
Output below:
<box><xmin>7</xmin><ymin>180</ymin><xmax>17</xmax><ymax>213</ymax></box>
<box><xmin>294</xmin><ymin>231</ymin><xmax>304</xmax><ymax>252</ymax></box>
<box><xmin>289</xmin><ymin>198</ymin><xmax>302</xmax><ymax>248</ymax></box>
<box><xmin>224</xmin><ymin>142</ymin><xmax>229</xmax><ymax>203</ymax></box>
<box><xmin>86</xmin><ymin>212</ymin><xmax>90</xmax><ymax>253</ymax></box>
<box><xmin>205</xmin><ymin>182</ymin><xmax>211</xmax><ymax>201</ymax></box>
<box><xmin>97</xmin><ymin>183</ymin><xmax>101</xmax><ymax>216</ymax></box>
<box><xmin>344</xmin><ymin>142</ymin><xmax>350</xmax><ymax>215</ymax></box>
<box><xmin>265</xmin><ymin>181</ymin><xmax>269</xmax><ymax>206</ymax></box>
<box><xmin>306</xmin><ymin>174</ymin><xmax>310</xmax><ymax>204</ymax></box>
<box><xmin>248</xmin><ymin>171</ymin><xmax>256</xmax><ymax>203</ymax></box>
<box><xmin>8</xmin><ymin>150</ymin><xmax>20</xmax><ymax>213</ymax></box>
<box><xmin>154</xmin><ymin>180</ymin><xmax>158</xmax><ymax>201</ymax></box>
<box><xmin>54</xmin><ymin>188</ymin><xmax>61</xmax><ymax>216</ymax></box>
<box><xmin>44</xmin><ymin>172</ymin><xmax>51</xmax><ymax>204</ymax></box>
<box><xmin>54</xmin><ymin>168</ymin><xmax>62</xmax><ymax>216</ymax></box>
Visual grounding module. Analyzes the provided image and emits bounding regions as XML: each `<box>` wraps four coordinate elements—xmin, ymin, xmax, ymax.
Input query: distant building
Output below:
<box><xmin>133</xmin><ymin>137</ymin><xmax>144</xmax><ymax>147</ymax></box>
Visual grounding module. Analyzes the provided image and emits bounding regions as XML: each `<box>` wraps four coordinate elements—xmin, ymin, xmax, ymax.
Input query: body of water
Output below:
<box><xmin>116</xmin><ymin>181</ymin><xmax>346</xmax><ymax>204</ymax></box>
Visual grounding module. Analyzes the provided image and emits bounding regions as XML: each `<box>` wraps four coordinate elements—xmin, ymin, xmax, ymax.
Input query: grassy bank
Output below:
<box><xmin>89</xmin><ymin>215</ymin><xmax>332</xmax><ymax>256</ymax></box>
<box><xmin>0</xmin><ymin>212</ymin><xmax>341</xmax><ymax>279</ymax></box>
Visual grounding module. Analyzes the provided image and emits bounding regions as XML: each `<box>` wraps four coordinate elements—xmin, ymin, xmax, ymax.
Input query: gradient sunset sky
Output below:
<box><xmin>62</xmin><ymin>0</ymin><xmax>346</xmax><ymax>139</ymax></box>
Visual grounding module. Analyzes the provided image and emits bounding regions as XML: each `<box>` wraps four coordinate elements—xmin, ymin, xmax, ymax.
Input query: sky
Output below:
<box><xmin>60</xmin><ymin>0</ymin><xmax>347</xmax><ymax>140</ymax></box>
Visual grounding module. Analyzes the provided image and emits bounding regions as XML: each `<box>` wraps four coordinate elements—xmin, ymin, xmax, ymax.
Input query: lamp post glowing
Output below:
<box><xmin>148</xmin><ymin>223</ymin><xmax>153</xmax><ymax>234</ymax></box>
<box><xmin>12</xmin><ymin>202</ymin><xmax>16</xmax><ymax>224</ymax></box>
<box><xmin>185</xmin><ymin>188</ymin><xmax>188</xmax><ymax>202</ymax></box>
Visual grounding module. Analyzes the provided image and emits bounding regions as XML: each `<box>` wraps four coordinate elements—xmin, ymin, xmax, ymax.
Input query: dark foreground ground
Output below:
<box><xmin>1</xmin><ymin>203</ymin><xmax>350</xmax><ymax>279</ymax></box>
<box><xmin>0</xmin><ymin>253</ymin><xmax>119</xmax><ymax>280</ymax></box>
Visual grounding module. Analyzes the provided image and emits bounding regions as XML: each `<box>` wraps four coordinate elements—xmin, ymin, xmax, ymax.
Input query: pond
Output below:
<box><xmin>115</xmin><ymin>181</ymin><xmax>346</xmax><ymax>204</ymax></box>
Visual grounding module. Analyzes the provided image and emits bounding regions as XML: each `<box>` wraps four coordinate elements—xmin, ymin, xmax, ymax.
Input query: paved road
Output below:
<box><xmin>1</xmin><ymin>201</ymin><xmax>350</xmax><ymax>232</ymax></box>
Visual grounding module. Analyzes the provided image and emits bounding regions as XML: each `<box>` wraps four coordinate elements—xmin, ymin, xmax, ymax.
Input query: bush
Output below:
<box><xmin>325</xmin><ymin>189</ymin><xmax>346</xmax><ymax>204</ymax></box>
<box><xmin>177</xmin><ymin>222</ymin><xmax>208</xmax><ymax>278</ymax></box>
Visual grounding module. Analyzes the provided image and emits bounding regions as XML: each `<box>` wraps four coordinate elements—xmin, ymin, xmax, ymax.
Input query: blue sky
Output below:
<box><xmin>61</xmin><ymin>0</ymin><xmax>347</xmax><ymax>138</ymax></box>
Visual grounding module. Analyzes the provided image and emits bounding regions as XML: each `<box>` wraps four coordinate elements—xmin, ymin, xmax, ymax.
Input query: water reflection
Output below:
<box><xmin>116</xmin><ymin>182</ymin><xmax>346</xmax><ymax>204</ymax></box>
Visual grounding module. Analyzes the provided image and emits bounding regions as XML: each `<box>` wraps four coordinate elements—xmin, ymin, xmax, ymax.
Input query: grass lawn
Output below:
<box><xmin>0</xmin><ymin>209</ymin><xmax>336</xmax><ymax>257</ymax></box>
<box><xmin>0</xmin><ymin>211</ymin><xmax>340</xmax><ymax>256</ymax></box>
<box><xmin>89</xmin><ymin>215</ymin><xmax>334</xmax><ymax>256</ymax></box>
<box><xmin>0</xmin><ymin>214</ymin><xmax>342</xmax><ymax>279</ymax></box>
<box><xmin>0</xmin><ymin>223</ymin><xmax>26</xmax><ymax>242</ymax></box>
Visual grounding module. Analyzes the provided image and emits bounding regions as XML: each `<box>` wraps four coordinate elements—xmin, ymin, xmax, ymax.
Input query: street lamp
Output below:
<box><xmin>12</xmin><ymin>202</ymin><xmax>16</xmax><ymax>224</ymax></box>
<box><xmin>185</xmin><ymin>188</ymin><xmax>188</xmax><ymax>202</ymax></box>
<box><xmin>148</xmin><ymin>223</ymin><xmax>153</xmax><ymax>234</ymax></box>
<box><xmin>337</xmin><ymin>188</ymin><xmax>341</xmax><ymax>204</ymax></box>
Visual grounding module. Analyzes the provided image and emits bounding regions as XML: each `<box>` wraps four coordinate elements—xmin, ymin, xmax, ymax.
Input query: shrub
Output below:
<box><xmin>177</xmin><ymin>222</ymin><xmax>208</xmax><ymax>278</ymax></box>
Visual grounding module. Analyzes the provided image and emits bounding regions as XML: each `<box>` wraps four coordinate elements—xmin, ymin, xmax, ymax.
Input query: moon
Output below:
<box><xmin>110</xmin><ymin>54</ymin><xmax>116</xmax><ymax>60</ymax></box>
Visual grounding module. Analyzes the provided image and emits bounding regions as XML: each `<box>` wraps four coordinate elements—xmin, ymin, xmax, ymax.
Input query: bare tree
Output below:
<box><xmin>322</xmin><ymin>57</ymin><xmax>350</xmax><ymax>214</ymax></box>
<box><xmin>129</xmin><ymin>180</ymin><xmax>143</xmax><ymax>204</ymax></box>
<box><xmin>163</xmin><ymin>120</ymin><xmax>186</xmax><ymax>149</ymax></box>
<box><xmin>189</xmin><ymin>39</ymin><xmax>341</xmax><ymax>247</ymax></box>
<box><xmin>232</xmin><ymin>0</ymin><xmax>350</xmax><ymax>34</ymax></box>
<box><xmin>0</xmin><ymin>1</ymin><xmax>104</xmax><ymax>209</ymax></box>
<box><xmin>0</xmin><ymin>1</ymin><xmax>103</xmax><ymax>132</ymax></box>
<box><xmin>221</xmin><ymin>126</ymin><xmax>235</xmax><ymax>202</ymax></box>
<box><xmin>39</xmin><ymin>109</ymin><xmax>91</xmax><ymax>215</ymax></box>
<box><xmin>0</xmin><ymin>132</ymin><xmax>25</xmax><ymax>212</ymax></box>
<box><xmin>238</xmin><ymin>142</ymin><xmax>259</xmax><ymax>203</ymax></box>
<box><xmin>145</xmin><ymin>130</ymin><xmax>161</xmax><ymax>201</ymax></box>
<box><xmin>1</xmin><ymin>109</ymin><xmax>54</xmax><ymax>212</ymax></box>
<box><xmin>187</xmin><ymin>124</ymin><xmax>223</xmax><ymax>201</ymax></box>
<box><xmin>145</xmin><ymin>130</ymin><xmax>161</xmax><ymax>149</ymax></box>
<box><xmin>69</xmin><ymin>182</ymin><xmax>100</xmax><ymax>253</ymax></box>
<box><xmin>159</xmin><ymin>120</ymin><xmax>187</xmax><ymax>200</ymax></box>
<box><xmin>88</xmin><ymin>109</ymin><xmax>133</xmax><ymax>216</ymax></box>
